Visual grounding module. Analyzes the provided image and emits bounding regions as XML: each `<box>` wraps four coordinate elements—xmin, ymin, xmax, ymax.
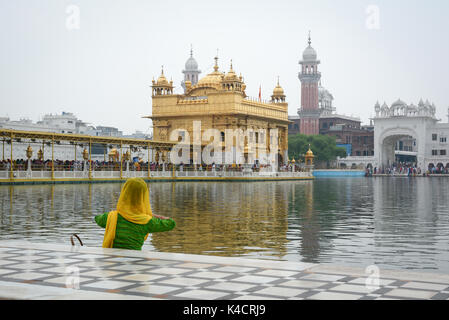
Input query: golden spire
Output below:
<box><xmin>272</xmin><ymin>76</ymin><xmax>284</xmax><ymax>98</ymax></box>
<box><xmin>214</xmin><ymin>55</ymin><xmax>219</xmax><ymax>72</ymax></box>
<box><xmin>224</xmin><ymin>59</ymin><xmax>238</xmax><ymax>81</ymax></box>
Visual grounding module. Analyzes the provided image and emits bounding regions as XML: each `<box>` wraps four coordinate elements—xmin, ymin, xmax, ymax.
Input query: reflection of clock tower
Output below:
<box><xmin>298</xmin><ymin>33</ymin><xmax>321</xmax><ymax>135</ymax></box>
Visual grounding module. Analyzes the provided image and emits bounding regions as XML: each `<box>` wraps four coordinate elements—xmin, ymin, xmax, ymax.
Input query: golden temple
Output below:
<box><xmin>145</xmin><ymin>56</ymin><xmax>291</xmax><ymax>165</ymax></box>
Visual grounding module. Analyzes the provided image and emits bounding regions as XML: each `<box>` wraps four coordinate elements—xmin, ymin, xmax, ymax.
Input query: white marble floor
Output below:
<box><xmin>0</xmin><ymin>241</ymin><xmax>448</xmax><ymax>300</ymax></box>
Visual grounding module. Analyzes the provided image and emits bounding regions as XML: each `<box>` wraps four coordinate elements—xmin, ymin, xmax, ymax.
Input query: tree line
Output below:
<box><xmin>288</xmin><ymin>134</ymin><xmax>347</xmax><ymax>162</ymax></box>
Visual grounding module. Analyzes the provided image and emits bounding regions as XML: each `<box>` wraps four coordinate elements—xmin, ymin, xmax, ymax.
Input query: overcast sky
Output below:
<box><xmin>1</xmin><ymin>0</ymin><xmax>448</xmax><ymax>134</ymax></box>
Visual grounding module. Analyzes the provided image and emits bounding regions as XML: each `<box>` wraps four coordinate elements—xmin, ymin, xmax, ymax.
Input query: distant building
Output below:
<box><xmin>373</xmin><ymin>99</ymin><xmax>449</xmax><ymax>171</ymax></box>
<box><xmin>0</xmin><ymin>112</ymin><xmax>151</xmax><ymax>161</ymax></box>
<box><xmin>288</xmin><ymin>114</ymin><xmax>374</xmax><ymax>157</ymax></box>
<box><xmin>298</xmin><ymin>33</ymin><xmax>321</xmax><ymax>135</ymax></box>
<box><xmin>95</xmin><ymin>126</ymin><xmax>123</xmax><ymax>137</ymax></box>
<box><xmin>122</xmin><ymin>130</ymin><xmax>151</xmax><ymax>140</ymax></box>
<box><xmin>288</xmin><ymin>116</ymin><xmax>300</xmax><ymax>136</ymax></box>
<box><xmin>293</xmin><ymin>33</ymin><xmax>374</xmax><ymax>157</ymax></box>
<box><xmin>0</xmin><ymin>112</ymin><xmax>96</xmax><ymax>135</ymax></box>
<box><xmin>320</xmin><ymin>115</ymin><xmax>374</xmax><ymax>157</ymax></box>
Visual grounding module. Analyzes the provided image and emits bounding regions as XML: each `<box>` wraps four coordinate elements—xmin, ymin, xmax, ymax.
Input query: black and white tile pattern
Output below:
<box><xmin>0</xmin><ymin>241</ymin><xmax>449</xmax><ymax>300</ymax></box>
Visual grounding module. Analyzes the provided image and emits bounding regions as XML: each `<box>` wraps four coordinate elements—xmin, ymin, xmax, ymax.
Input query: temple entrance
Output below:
<box><xmin>379</xmin><ymin>132</ymin><xmax>418</xmax><ymax>168</ymax></box>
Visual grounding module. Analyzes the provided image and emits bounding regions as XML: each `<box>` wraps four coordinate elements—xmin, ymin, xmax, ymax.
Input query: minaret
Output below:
<box><xmin>181</xmin><ymin>45</ymin><xmax>201</xmax><ymax>93</ymax></box>
<box><xmin>298</xmin><ymin>32</ymin><xmax>321</xmax><ymax>135</ymax></box>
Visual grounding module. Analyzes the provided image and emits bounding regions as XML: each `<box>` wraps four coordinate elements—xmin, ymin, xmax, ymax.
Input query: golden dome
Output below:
<box><xmin>305</xmin><ymin>147</ymin><xmax>314</xmax><ymax>157</ymax></box>
<box><xmin>224</xmin><ymin>60</ymin><xmax>238</xmax><ymax>81</ymax></box>
<box><xmin>197</xmin><ymin>72</ymin><xmax>223</xmax><ymax>87</ymax></box>
<box><xmin>273</xmin><ymin>85</ymin><xmax>284</xmax><ymax>96</ymax></box>
<box><xmin>272</xmin><ymin>78</ymin><xmax>285</xmax><ymax>96</ymax></box>
<box><xmin>157</xmin><ymin>74</ymin><xmax>169</xmax><ymax>86</ymax></box>
<box><xmin>196</xmin><ymin>57</ymin><xmax>224</xmax><ymax>89</ymax></box>
<box><xmin>155</xmin><ymin>66</ymin><xmax>171</xmax><ymax>86</ymax></box>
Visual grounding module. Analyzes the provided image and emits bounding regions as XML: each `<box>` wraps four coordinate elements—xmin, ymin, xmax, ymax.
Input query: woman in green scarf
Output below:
<box><xmin>95</xmin><ymin>178</ymin><xmax>176</xmax><ymax>250</ymax></box>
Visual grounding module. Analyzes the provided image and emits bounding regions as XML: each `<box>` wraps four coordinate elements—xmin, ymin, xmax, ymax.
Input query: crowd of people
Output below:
<box><xmin>426</xmin><ymin>165</ymin><xmax>449</xmax><ymax>175</ymax></box>
<box><xmin>366</xmin><ymin>161</ymin><xmax>449</xmax><ymax>176</ymax></box>
<box><xmin>0</xmin><ymin>159</ymin><xmax>153</xmax><ymax>172</ymax></box>
<box><xmin>371</xmin><ymin>164</ymin><xmax>422</xmax><ymax>176</ymax></box>
<box><xmin>0</xmin><ymin>159</ymin><xmax>300</xmax><ymax>173</ymax></box>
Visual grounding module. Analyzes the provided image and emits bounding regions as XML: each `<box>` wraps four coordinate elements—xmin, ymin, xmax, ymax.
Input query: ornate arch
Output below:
<box><xmin>377</xmin><ymin>127</ymin><xmax>419</xmax><ymax>167</ymax></box>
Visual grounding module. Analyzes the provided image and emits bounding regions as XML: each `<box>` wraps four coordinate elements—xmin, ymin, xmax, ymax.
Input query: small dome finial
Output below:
<box><xmin>308</xmin><ymin>30</ymin><xmax>311</xmax><ymax>46</ymax></box>
<box><xmin>214</xmin><ymin>50</ymin><xmax>219</xmax><ymax>72</ymax></box>
<box><xmin>277</xmin><ymin>76</ymin><xmax>280</xmax><ymax>86</ymax></box>
<box><xmin>161</xmin><ymin>65</ymin><xmax>164</xmax><ymax>75</ymax></box>
<box><xmin>190</xmin><ymin>44</ymin><xmax>193</xmax><ymax>57</ymax></box>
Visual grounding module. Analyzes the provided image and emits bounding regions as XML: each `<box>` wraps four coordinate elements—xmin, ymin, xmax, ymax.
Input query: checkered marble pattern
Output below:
<box><xmin>1</xmin><ymin>241</ymin><xmax>449</xmax><ymax>300</ymax></box>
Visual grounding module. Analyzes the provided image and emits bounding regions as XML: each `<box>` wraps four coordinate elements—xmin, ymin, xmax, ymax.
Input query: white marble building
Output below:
<box><xmin>0</xmin><ymin>112</ymin><xmax>151</xmax><ymax>161</ymax></box>
<box><xmin>373</xmin><ymin>99</ymin><xmax>449</xmax><ymax>171</ymax></box>
<box><xmin>0</xmin><ymin>112</ymin><xmax>95</xmax><ymax>135</ymax></box>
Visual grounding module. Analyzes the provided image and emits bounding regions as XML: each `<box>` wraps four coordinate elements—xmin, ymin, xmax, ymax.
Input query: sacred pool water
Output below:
<box><xmin>1</xmin><ymin>178</ymin><xmax>448</xmax><ymax>273</ymax></box>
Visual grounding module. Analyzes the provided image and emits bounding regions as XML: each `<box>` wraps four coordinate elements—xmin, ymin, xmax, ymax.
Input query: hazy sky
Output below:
<box><xmin>1</xmin><ymin>0</ymin><xmax>448</xmax><ymax>134</ymax></box>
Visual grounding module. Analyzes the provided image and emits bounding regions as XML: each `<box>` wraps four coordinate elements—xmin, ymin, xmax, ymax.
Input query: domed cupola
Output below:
<box><xmin>224</xmin><ymin>60</ymin><xmax>238</xmax><ymax>81</ymax></box>
<box><xmin>303</xmin><ymin>44</ymin><xmax>317</xmax><ymax>62</ymax></box>
<box><xmin>374</xmin><ymin>101</ymin><xmax>381</xmax><ymax>112</ymax></box>
<box><xmin>407</xmin><ymin>103</ymin><xmax>418</xmax><ymax>116</ymax></box>
<box><xmin>222</xmin><ymin>60</ymin><xmax>245</xmax><ymax>94</ymax></box>
<box><xmin>181</xmin><ymin>45</ymin><xmax>201</xmax><ymax>93</ymax></box>
<box><xmin>156</xmin><ymin>71</ymin><xmax>169</xmax><ymax>86</ymax></box>
<box><xmin>301</xmin><ymin>32</ymin><xmax>318</xmax><ymax>63</ymax></box>
<box><xmin>185</xmin><ymin>55</ymin><xmax>198</xmax><ymax>71</ymax></box>
<box><xmin>191</xmin><ymin>55</ymin><xmax>225</xmax><ymax>94</ymax></box>
<box><xmin>380</xmin><ymin>102</ymin><xmax>390</xmax><ymax>117</ymax></box>
<box><xmin>152</xmin><ymin>66</ymin><xmax>174</xmax><ymax>96</ymax></box>
<box><xmin>318</xmin><ymin>81</ymin><xmax>334</xmax><ymax>115</ymax></box>
<box><xmin>271</xmin><ymin>77</ymin><xmax>286</xmax><ymax>103</ymax></box>
<box><xmin>391</xmin><ymin>98</ymin><xmax>407</xmax><ymax>116</ymax></box>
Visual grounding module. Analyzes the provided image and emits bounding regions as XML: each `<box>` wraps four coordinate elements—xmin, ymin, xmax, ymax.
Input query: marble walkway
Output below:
<box><xmin>0</xmin><ymin>241</ymin><xmax>449</xmax><ymax>300</ymax></box>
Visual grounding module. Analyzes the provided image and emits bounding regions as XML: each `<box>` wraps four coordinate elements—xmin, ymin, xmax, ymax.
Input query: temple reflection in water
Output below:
<box><xmin>150</xmin><ymin>182</ymin><xmax>290</xmax><ymax>258</ymax></box>
<box><xmin>1</xmin><ymin>179</ymin><xmax>449</xmax><ymax>272</ymax></box>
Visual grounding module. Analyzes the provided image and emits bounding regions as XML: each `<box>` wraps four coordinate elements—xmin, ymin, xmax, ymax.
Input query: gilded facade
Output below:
<box><xmin>146</xmin><ymin>55</ymin><xmax>290</xmax><ymax>165</ymax></box>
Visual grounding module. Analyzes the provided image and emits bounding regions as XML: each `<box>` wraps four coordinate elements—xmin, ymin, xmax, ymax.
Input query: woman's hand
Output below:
<box><xmin>153</xmin><ymin>214</ymin><xmax>170</xmax><ymax>220</ymax></box>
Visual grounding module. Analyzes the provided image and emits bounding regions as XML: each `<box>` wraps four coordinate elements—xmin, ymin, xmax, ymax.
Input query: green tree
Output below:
<box><xmin>288</xmin><ymin>134</ymin><xmax>347</xmax><ymax>162</ymax></box>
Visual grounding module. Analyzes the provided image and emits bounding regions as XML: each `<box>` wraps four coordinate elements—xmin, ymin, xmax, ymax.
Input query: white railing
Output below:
<box><xmin>0</xmin><ymin>169</ymin><xmax>313</xmax><ymax>180</ymax></box>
